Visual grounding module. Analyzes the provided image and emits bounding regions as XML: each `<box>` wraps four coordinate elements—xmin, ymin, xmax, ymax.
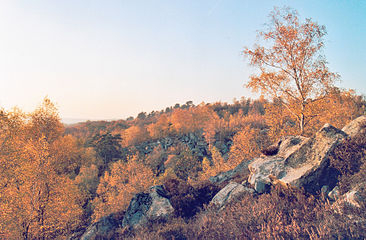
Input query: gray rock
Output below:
<box><xmin>341</xmin><ymin>115</ymin><xmax>366</xmax><ymax>138</ymax></box>
<box><xmin>332</xmin><ymin>186</ymin><xmax>364</xmax><ymax>210</ymax></box>
<box><xmin>122</xmin><ymin>185</ymin><xmax>174</xmax><ymax>229</ymax></box>
<box><xmin>254</xmin><ymin>179</ymin><xmax>271</xmax><ymax>193</ymax></box>
<box><xmin>209</xmin><ymin>159</ymin><xmax>252</xmax><ymax>184</ymax></box>
<box><xmin>80</xmin><ymin>213</ymin><xmax>119</xmax><ymax>240</ymax></box>
<box><xmin>248</xmin><ymin>123</ymin><xmax>348</xmax><ymax>194</ymax></box>
<box><xmin>210</xmin><ymin>182</ymin><xmax>254</xmax><ymax>209</ymax></box>
<box><xmin>328</xmin><ymin>186</ymin><xmax>340</xmax><ymax>201</ymax></box>
<box><xmin>344</xmin><ymin>190</ymin><xmax>363</xmax><ymax>208</ymax></box>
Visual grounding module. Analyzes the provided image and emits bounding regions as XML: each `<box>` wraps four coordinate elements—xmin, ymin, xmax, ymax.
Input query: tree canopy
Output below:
<box><xmin>244</xmin><ymin>7</ymin><xmax>339</xmax><ymax>135</ymax></box>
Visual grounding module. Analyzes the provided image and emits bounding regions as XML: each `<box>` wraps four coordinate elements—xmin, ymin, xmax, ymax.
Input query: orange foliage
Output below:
<box><xmin>197</xmin><ymin>147</ymin><xmax>231</xmax><ymax>181</ymax></box>
<box><xmin>122</xmin><ymin>125</ymin><xmax>149</xmax><ymax>146</ymax></box>
<box><xmin>244</xmin><ymin>7</ymin><xmax>338</xmax><ymax>135</ymax></box>
<box><xmin>147</xmin><ymin>114</ymin><xmax>171</xmax><ymax>139</ymax></box>
<box><xmin>266</xmin><ymin>90</ymin><xmax>364</xmax><ymax>139</ymax></box>
<box><xmin>0</xmin><ymin>100</ymin><xmax>83</xmax><ymax>239</ymax></box>
<box><xmin>170</xmin><ymin>106</ymin><xmax>218</xmax><ymax>135</ymax></box>
<box><xmin>228</xmin><ymin>125</ymin><xmax>268</xmax><ymax>167</ymax></box>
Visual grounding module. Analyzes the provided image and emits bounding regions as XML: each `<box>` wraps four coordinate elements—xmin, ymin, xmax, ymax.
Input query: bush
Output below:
<box><xmin>330</xmin><ymin>124</ymin><xmax>366</xmax><ymax>193</ymax></box>
<box><xmin>128</xmin><ymin>184</ymin><xmax>366</xmax><ymax>239</ymax></box>
<box><xmin>163</xmin><ymin>178</ymin><xmax>220</xmax><ymax>219</ymax></box>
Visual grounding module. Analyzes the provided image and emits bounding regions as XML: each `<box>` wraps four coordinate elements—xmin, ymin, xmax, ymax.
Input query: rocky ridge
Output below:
<box><xmin>78</xmin><ymin>116</ymin><xmax>366</xmax><ymax>239</ymax></box>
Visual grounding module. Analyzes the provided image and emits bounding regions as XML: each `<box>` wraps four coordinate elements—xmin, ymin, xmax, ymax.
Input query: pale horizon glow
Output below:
<box><xmin>0</xmin><ymin>1</ymin><xmax>365</xmax><ymax>122</ymax></box>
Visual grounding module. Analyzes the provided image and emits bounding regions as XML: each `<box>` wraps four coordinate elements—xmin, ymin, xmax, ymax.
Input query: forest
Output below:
<box><xmin>1</xmin><ymin>7</ymin><xmax>366</xmax><ymax>240</ymax></box>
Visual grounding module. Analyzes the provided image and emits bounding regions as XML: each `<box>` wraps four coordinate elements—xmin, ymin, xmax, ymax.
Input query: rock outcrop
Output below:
<box><xmin>122</xmin><ymin>185</ymin><xmax>174</xmax><ymax>229</ymax></box>
<box><xmin>341</xmin><ymin>115</ymin><xmax>366</xmax><ymax>138</ymax></box>
<box><xmin>344</xmin><ymin>189</ymin><xmax>364</xmax><ymax>208</ymax></box>
<box><xmin>210</xmin><ymin>182</ymin><xmax>254</xmax><ymax>209</ymax></box>
<box><xmin>209</xmin><ymin>159</ymin><xmax>252</xmax><ymax>184</ymax></box>
<box><xmin>79</xmin><ymin>186</ymin><xmax>174</xmax><ymax>239</ymax></box>
<box><xmin>248</xmin><ymin>124</ymin><xmax>348</xmax><ymax>193</ymax></box>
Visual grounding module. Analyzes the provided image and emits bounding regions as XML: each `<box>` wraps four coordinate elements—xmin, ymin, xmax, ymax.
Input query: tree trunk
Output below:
<box><xmin>299</xmin><ymin>103</ymin><xmax>305</xmax><ymax>135</ymax></box>
<box><xmin>300</xmin><ymin>113</ymin><xmax>305</xmax><ymax>136</ymax></box>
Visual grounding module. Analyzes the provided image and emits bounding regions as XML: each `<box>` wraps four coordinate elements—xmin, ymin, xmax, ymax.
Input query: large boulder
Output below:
<box><xmin>210</xmin><ymin>182</ymin><xmax>254</xmax><ymax>209</ymax></box>
<box><xmin>248</xmin><ymin>123</ymin><xmax>348</xmax><ymax>194</ymax></box>
<box><xmin>122</xmin><ymin>185</ymin><xmax>174</xmax><ymax>229</ymax></box>
<box><xmin>342</xmin><ymin>115</ymin><xmax>366</xmax><ymax>138</ymax></box>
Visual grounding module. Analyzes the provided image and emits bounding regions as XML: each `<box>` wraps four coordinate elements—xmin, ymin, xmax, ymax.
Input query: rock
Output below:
<box><xmin>321</xmin><ymin>185</ymin><xmax>330</xmax><ymax>195</ymax></box>
<box><xmin>344</xmin><ymin>190</ymin><xmax>363</xmax><ymax>208</ymax></box>
<box><xmin>209</xmin><ymin>169</ymin><xmax>234</xmax><ymax>184</ymax></box>
<box><xmin>276</xmin><ymin>136</ymin><xmax>309</xmax><ymax>159</ymax></box>
<box><xmin>254</xmin><ymin>179</ymin><xmax>271</xmax><ymax>193</ymax></box>
<box><xmin>248</xmin><ymin>124</ymin><xmax>348</xmax><ymax>194</ymax></box>
<box><xmin>79</xmin><ymin>185</ymin><xmax>174</xmax><ymax>239</ymax></box>
<box><xmin>328</xmin><ymin>186</ymin><xmax>340</xmax><ymax>201</ymax></box>
<box><xmin>209</xmin><ymin>159</ymin><xmax>252</xmax><ymax>184</ymax></box>
<box><xmin>80</xmin><ymin>213</ymin><xmax>120</xmax><ymax>240</ymax></box>
<box><xmin>122</xmin><ymin>185</ymin><xmax>174</xmax><ymax>229</ymax></box>
<box><xmin>210</xmin><ymin>182</ymin><xmax>254</xmax><ymax>209</ymax></box>
<box><xmin>342</xmin><ymin>115</ymin><xmax>366</xmax><ymax>138</ymax></box>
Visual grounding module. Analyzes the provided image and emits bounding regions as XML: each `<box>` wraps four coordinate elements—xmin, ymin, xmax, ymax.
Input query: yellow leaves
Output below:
<box><xmin>75</xmin><ymin>164</ymin><xmax>99</xmax><ymax>199</ymax></box>
<box><xmin>0</xmin><ymin>100</ymin><xmax>84</xmax><ymax>239</ymax></box>
<box><xmin>170</xmin><ymin>106</ymin><xmax>219</xmax><ymax>135</ymax></box>
<box><xmin>264</xmin><ymin>89</ymin><xmax>363</xmax><ymax>139</ymax></box>
<box><xmin>228</xmin><ymin>125</ymin><xmax>267</xmax><ymax>167</ymax></box>
<box><xmin>244</xmin><ymin>7</ymin><xmax>338</xmax><ymax>135</ymax></box>
<box><xmin>196</xmin><ymin>147</ymin><xmax>231</xmax><ymax>182</ymax></box>
<box><xmin>123</xmin><ymin>125</ymin><xmax>148</xmax><ymax>146</ymax></box>
<box><xmin>28</xmin><ymin>97</ymin><xmax>64</xmax><ymax>142</ymax></box>
<box><xmin>147</xmin><ymin>114</ymin><xmax>170</xmax><ymax>139</ymax></box>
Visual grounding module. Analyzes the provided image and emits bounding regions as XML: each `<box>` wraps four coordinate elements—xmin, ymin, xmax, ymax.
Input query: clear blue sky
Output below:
<box><xmin>0</xmin><ymin>0</ymin><xmax>365</xmax><ymax>121</ymax></box>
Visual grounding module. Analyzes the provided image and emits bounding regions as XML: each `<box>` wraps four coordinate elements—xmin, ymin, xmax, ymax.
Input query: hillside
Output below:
<box><xmin>78</xmin><ymin>116</ymin><xmax>366</xmax><ymax>239</ymax></box>
<box><xmin>0</xmin><ymin>95</ymin><xmax>365</xmax><ymax>239</ymax></box>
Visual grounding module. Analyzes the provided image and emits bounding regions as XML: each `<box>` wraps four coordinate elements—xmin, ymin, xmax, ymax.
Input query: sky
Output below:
<box><xmin>0</xmin><ymin>0</ymin><xmax>365</xmax><ymax>122</ymax></box>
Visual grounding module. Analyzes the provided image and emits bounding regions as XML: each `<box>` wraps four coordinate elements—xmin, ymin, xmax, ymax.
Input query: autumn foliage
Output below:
<box><xmin>1</xmin><ymin>7</ymin><xmax>365</xmax><ymax>239</ymax></box>
<box><xmin>244</xmin><ymin>7</ymin><xmax>340</xmax><ymax>136</ymax></box>
<box><xmin>0</xmin><ymin>99</ymin><xmax>84</xmax><ymax>239</ymax></box>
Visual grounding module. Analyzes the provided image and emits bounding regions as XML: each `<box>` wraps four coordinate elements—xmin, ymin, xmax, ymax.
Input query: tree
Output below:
<box><xmin>28</xmin><ymin>97</ymin><xmax>64</xmax><ymax>142</ymax></box>
<box><xmin>228</xmin><ymin>125</ymin><xmax>267</xmax><ymax>167</ymax></box>
<box><xmin>88</xmin><ymin>132</ymin><xmax>122</xmax><ymax>166</ymax></box>
<box><xmin>0</xmin><ymin>101</ymin><xmax>83</xmax><ymax>239</ymax></box>
<box><xmin>147</xmin><ymin>114</ymin><xmax>171</xmax><ymax>139</ymax></box>
<box><xmin>197</xmin><ymin>147</ymin><xmax>231</xmax><ymax>181</ymax></box>
<box><xmin>122</xmin><ymin>125</ymin><xmax>148</xmax><ymax>146</ymax></box>
<box><xmin>244</xmin><ymin>7</ymin><xmax>339</xmax><ymax>135</ymax></box>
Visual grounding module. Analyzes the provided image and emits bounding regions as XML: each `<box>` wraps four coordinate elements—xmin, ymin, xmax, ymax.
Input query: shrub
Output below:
<box><xmin>163</xmin><ymin>178</ymin><xmax>220</xmax><ymax>219</ymax></box>
<box><xmin>330</xmin><ymin>123</ymin><xmax>366</xmax><ymax>193</ymax></box>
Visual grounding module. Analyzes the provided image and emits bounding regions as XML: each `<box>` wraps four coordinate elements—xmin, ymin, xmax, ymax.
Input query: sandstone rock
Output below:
<box><xmin>344</xmin><ymin>190</ymin><xmax>363</xmax><ymax>208</ymax></box>
<box><xmin>209</xmin><ymin>159</ymin><xmax>252</xmax><ymax>184</ymax></box>
<box><xmin>248</xmin><ymin>124</ymin><xmax>347</xmax><ymax>194</ymax></box>
<box><xmin>341</xmin><ymin>115</ymin><xmax>366</xmax><ymax>138</ymax></box>
<box><xmin>122</xmin><ymin>185</ymin><xmax>174</xmax><ymax>229</ymax></box>
<box><xmin>332</xmin><ymin>186</ymin><xmax>365</xmax><ymax>210</ymax></box>
<box><xmin>210</xmin><ymin>182</ymin><xmax>254</xmax><ymax>209</ymax></box>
